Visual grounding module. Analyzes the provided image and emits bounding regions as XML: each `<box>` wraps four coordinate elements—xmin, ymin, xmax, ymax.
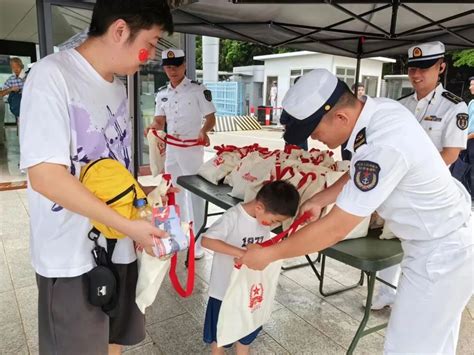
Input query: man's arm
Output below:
<box><xmin>237</xmin><ymin>206</ymin><xmax>363</xmax><ymax>270</ymax></box>
<box><xmin>28</xmin><ymin>162</ymin><xmax>165</xmax><ymax>247</ymax></box>
<box><xmin>0</xmin><ymin>86</ymin><xmax>19</xmax><ymax>97</ymax></box>
<box><xmin>198</xmin><ymin>113</ymin><xmax>216</xmax><ymax>146</ymax></box>
<box><xmin>440</xmin><ymin>147</ymin><xmax>462</xmax><ymax>165</ymax></box>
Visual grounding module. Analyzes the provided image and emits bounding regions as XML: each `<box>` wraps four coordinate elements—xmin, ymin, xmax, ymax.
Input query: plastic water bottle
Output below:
<box><xmin>135</xmin><ymin>198</ymin><xmax>152</xmax><ymax>221</ymax></box>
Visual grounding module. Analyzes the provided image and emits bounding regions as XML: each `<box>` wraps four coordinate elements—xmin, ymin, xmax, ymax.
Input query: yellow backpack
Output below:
<box><xmin>80</xmin><ymin>158</ymin><xmax>146</xmax><ymax>239</ymax></box>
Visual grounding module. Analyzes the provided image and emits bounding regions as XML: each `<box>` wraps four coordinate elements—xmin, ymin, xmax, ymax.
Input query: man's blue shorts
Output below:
<box><xmin>203</xmin><ymin>297</ymin><xmax>262</xmax><ymax>348</ymax></box>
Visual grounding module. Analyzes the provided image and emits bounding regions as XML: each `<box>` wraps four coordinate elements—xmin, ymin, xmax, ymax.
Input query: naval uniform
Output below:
<box><xmin>376</xmin><ymin>84</ymin><xmax>469</xmax><ymax>305</ymax></box>
<box><xmin>336</xmin><ymin>96</ymin><xmax>472</xmax><ymax>354</ymax></box>
<box><xmin>155</xmin><ymin>76</ymin><xmax>216</xmax><ymax>231</ymax></box>
<box><xmin>399</xmin><ymin>83</ymin><xmax>468</xmax><ymax>151</ymax></box>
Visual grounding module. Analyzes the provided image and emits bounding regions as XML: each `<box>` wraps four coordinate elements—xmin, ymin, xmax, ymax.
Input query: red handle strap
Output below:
<box><xmin>169</xmin><ymin>222</ymin><xmax>195</xmax><ymax>298</ymax></box>
<box><xmin>234</xmin><ymin>212</ymin><xmax>311</xmax><ymax>269</ymax></box>
<box><xmin>260</xmin><ymin>212</ymin><xmax>311</xmax><ymax>247</ymax></box>
<box><xmin>151</xmin><ymin>129</ymin><xmax>204</xmax><ymax>148</ymax></box>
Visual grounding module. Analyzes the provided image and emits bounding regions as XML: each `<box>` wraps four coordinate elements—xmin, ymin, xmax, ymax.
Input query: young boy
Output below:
<box><xmin>19</xmin><ymin>1</ymin><xmax>172</xmax><ymax>354</ymax></box>
<box><xmin>201</xmin><ymin>181</ymin><xmax>300</xmax><ymax>355</ymax></box>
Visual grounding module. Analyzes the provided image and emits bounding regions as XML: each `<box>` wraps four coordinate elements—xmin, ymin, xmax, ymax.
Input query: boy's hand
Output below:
<box><xmin>235</xmin><ymin>244</ymin><xmax>271</xmax><ymax>270</ymax></box>
<box><xmin>233</xmin><ymin>247</ymin><xmax>247</xmax><ymax>259</ymax></box>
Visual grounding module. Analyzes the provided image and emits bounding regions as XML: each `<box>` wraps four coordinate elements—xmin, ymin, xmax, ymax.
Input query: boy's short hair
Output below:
<box><xmin>256</xmin><ymin>181</ymin><xmax>300</xmax><ymax>217</ymax></box>
<box><xmin>88</xmin><ymin>0</ymin><xmax>173</xmax><ymax>41</ymax></box>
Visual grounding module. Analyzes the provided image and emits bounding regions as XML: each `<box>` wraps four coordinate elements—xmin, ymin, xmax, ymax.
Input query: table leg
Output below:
<box><xmin>319</xmin><ymin>255</ymin><xmax>364</xmax><ymax>297</ymax></box>
<box><xmin>347</xmin><ymin>271</ymin><xmax>376</xmax><ymax>355</ymax></box>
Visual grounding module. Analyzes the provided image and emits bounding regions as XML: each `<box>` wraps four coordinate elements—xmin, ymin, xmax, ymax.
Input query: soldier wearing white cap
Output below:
<box><xmin>147</xmin><ymin>48</ymin><xmax>216</xmax><ymax>259</ymax></box>
<box><xmin>237</xmin><ymin>69</ymin><xmax>473</xmax><ymax>354</ymax></box>
<box><xmin>373</xmin><ymin>41</ymin><xmax>469</xmax><ymax>310</ymax></box>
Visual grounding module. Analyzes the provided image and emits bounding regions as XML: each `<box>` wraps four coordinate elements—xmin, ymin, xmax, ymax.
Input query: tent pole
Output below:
<box><xmin>354</xmin><ymin>37</ymin><xmax>363</xmax><ymax>93</ymax></box>
<box><xmin>342</xmin><ymin>36</ymin><xmax>364</xmax><ymax>161</ymax></box>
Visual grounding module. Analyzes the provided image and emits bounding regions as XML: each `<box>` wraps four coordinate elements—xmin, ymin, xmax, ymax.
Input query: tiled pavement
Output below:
<box><xmin>1</xmin><ymin>189</ymin><xmax>473</xmax><ymax>355</ymax></box>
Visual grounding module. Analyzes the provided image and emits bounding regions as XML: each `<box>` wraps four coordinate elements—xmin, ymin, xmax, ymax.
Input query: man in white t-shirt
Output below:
<box><xmin>19</xmin><ymin>1</ymin><xmax>173</xmax><ymax>354</ymax></box>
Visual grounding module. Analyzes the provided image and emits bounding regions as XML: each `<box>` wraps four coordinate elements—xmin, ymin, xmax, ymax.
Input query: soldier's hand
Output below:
<box><xmin>198</xmin><ymin>130</ymin><xmax>210</xmax><ymax>147</ymax></box>
<box><xmin>298</xmin><ymin>199</ymin><xmax>324</xmax><ymax>222</ymax></box>
<box><xmin>144</xmin><ymin>121</ymin><xmax>160</xmax><ymax>137</ymax></box>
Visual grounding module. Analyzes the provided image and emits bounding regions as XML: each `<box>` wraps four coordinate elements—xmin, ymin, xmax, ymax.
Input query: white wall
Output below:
<box><xmin>260</xmin><ymin>53</ymin><xmax>386</xmax><ymax>106</ymax></box>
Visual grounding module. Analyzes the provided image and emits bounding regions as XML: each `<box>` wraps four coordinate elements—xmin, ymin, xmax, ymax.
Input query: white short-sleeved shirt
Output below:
<box><xmin>204</xmin><ymin>204</ymin><xmax>271</xmax><ymax>300</ymax></box>
<box><xmin>20</xmin><ymin>49</ymin><xmax>136</xmax><ymax>278</ymax></box>
<box><xmin>399</xmin><ymin>84</ymin><xmax>468</xmax><ymax>151</ymax></box>
<box><xmin>154</xmin><ymin>77</ymin><xmax>215</xmax><ymax>139</ymax></box>
<box><xmin>336</xmin><ymin>97</ymin><xmax>471</xmax><ymax>242</ymax></box>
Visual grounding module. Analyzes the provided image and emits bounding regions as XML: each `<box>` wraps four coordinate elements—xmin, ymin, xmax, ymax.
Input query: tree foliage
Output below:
<box><xmin>196</xmin><ymin>36</ymin><xmax>294</xmax><ymax>72</ymax></box>
<box><xmin>452</xmin><ymin>49</ymin><xmax>474</xmax><ymax>67</ymax></box>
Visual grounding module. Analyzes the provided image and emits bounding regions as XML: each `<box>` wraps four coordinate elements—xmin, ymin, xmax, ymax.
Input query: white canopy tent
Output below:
<box><xmin>172</xmin><ymin>1</ymin><xmax>474</xmax><ymax>58</ymax></box>
<box><xmin>4</xmin><ymin>0</ymin><xmax>473</xmax><ymax>170</ymax></box>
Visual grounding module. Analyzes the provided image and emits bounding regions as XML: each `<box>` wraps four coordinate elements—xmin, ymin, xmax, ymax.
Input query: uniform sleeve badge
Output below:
<box><xmin>353</xmin><ymin>128</ymin><xmax>367</xmax><ymax>152</ymax></box>
<box><xmin>354</xmin><ymin>160</ymin><xmax>380</xmax><ymax>192</ymax></box>
<box><xmin>204</xmin><ymin>89</ymin><xmax>212</xmax><ymax>102</ymax></box>
<box><xmin>456</xmin><ymin>113</ymin><xmax>468</xmax><ymax>130</ymax></box>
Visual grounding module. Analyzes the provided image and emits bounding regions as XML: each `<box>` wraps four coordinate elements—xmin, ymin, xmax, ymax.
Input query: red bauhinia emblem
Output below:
<box><xmin>249</xmin><ymin>283</ymin><xmax>264</xmax><ymax>312</ymax></box>
<box><xmin>243</xmin><ymin>172</ymin><xmax>257</xmax><ymax>182</ymax></box>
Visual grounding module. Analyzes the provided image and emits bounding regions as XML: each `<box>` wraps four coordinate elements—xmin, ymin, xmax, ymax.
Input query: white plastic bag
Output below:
<box><xmin>229</xmin><ymin>152</ymin><xmax>276</xmax><ymax>200</ymax></box>
<box><xmin>216</xmin><ymin>262</ymin><xmax>282</xmax><ymax>347</ymax></box>
<box><xmin>198</xmin><ymin>150</ymin><xmax>241</xmax><ymax>185</ymax></box>
<box><xmin>147</xmin><ymin>130</ymin><xmax>166</xmax><ymax>177</ymax></box>
<box><xmin>323</xmin><ymin>171</ymin><xmax>370</xmax><ymax>240</ymax></box>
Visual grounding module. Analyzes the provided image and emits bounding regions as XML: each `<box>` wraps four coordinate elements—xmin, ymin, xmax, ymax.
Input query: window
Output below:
<box><xmin>336</xmin><ymin>67</ymin><xmax>356</xmax><ymax>88</ymax></box>
<box><xmin>362</xmin><ymin>75</ymin><xmax>378</xmax><ymax>97</ymax></box>
<box><xmin>290</xmin><ymin>68</ymin><xmax>315</xmax><ymax>86</ymax></box>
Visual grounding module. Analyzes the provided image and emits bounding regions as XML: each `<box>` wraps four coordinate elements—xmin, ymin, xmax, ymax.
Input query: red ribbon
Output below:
<box><xmin>234</xmin><ymin>212</ymin><xmax>312</xmax><ymax>269</ymax></box>
<box><xmin>151</xmin><ymin>129</ymin><xmax>204</xmax><ymax>148</ymax></box>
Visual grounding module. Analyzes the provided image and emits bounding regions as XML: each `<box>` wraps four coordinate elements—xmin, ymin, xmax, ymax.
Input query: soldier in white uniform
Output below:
<box><xmin>237</xmin><ymin>69</ymin><xmax>473</xmax><ymax>354</ymax></box>
<box><xmin>148</xmin><ymin>48</ymin><xmax>216</xmax><ymax>258</ymax></box>
<box><xmin>372</xmin><ymin>41</ymin><xmax>469</xmax><ymax>310</ymax></box>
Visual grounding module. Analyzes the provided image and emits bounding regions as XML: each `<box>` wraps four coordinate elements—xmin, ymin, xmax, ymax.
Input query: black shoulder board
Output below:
<box><xmin>441</xmin><ymin>91</ymin><xmax>463</xmax><ymax>104</ymax></box>
<box><xmin>191</xmin><ymin>80</ymin><xmax>201</xmax><ymax>85</ymax></box>
<box><xmin>353</xmin><ymin>127</ymin><xmax>367</xmax><ymax>152</ymax></box>
<box><xmin>157</xmin><ymin>85</ymin><xmax>167</xmax><ymax>92</ymax></box>
<box><xmin>397</xmin><ymin>92</ymin><xmax>414</xmax><ymax>101</ymax></box>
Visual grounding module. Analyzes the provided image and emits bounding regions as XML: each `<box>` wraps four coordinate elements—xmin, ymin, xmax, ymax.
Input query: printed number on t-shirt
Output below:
<box><xmin>241</xmin><ymin>236</ymin><xmax>264</xmax><ymax>247</ymax></box>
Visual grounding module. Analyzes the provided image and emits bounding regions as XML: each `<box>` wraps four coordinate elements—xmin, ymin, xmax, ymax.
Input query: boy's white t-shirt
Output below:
<box><xmin>20</xmin><ymin>49</ymin><xmax>136</xmax><ymax>278</ymax></box>
<box><xmin>204</xmin><ymin>204</ymin><xmax>271</xmax><ymax>300</ymax></box>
